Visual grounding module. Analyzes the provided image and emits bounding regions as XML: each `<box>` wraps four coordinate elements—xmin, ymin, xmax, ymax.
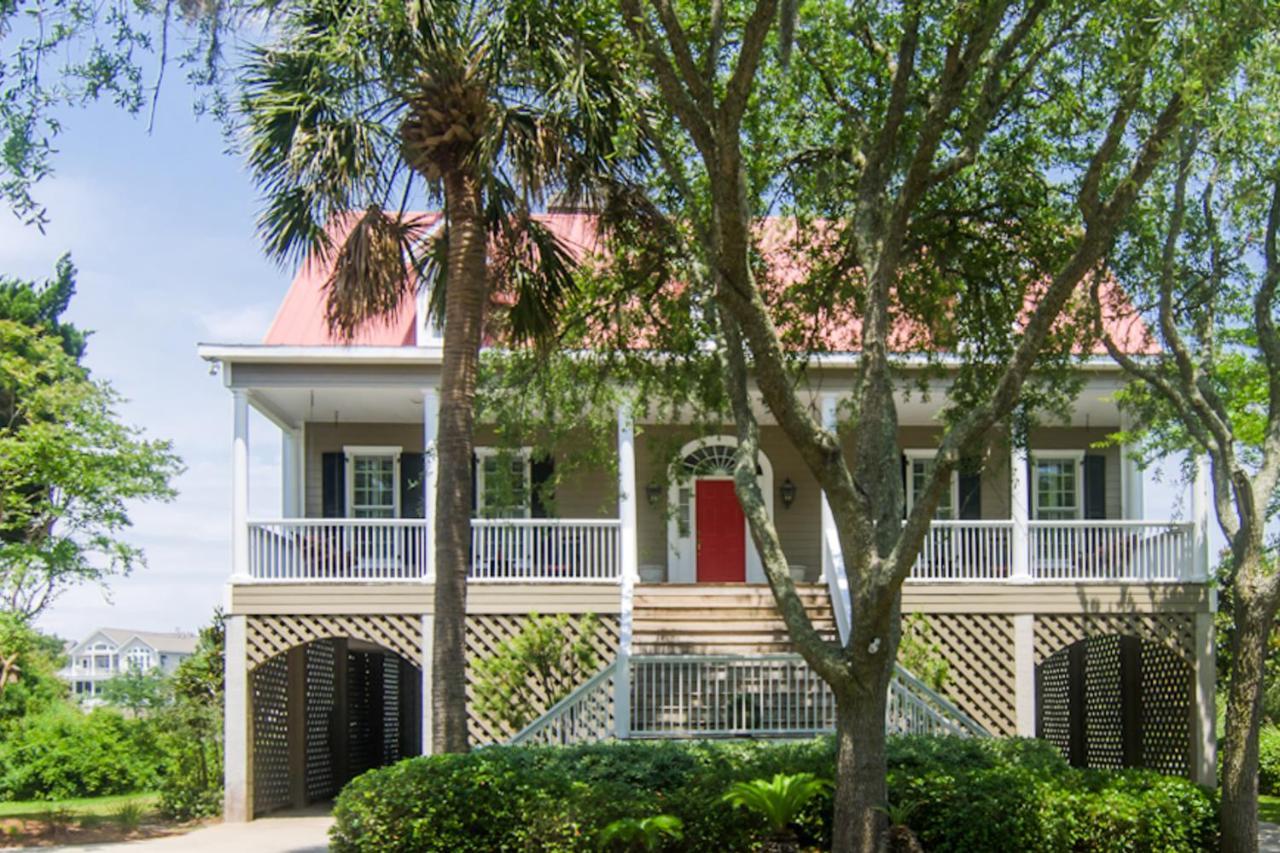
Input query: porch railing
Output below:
<box><xmin>470</xmin><ymin>519</ymin><xmax>621</xmax><ymax>582</ymax></box>
<box><xmin>511</xmin><ymin>654</ymin><xmax>988</xmax><ymax>745</ymax></box>
<box><xmin>246</xmin><ymin>519</ymin><xmax>428</xmax><ymax>581</ymax></box>
<box><xmin>1028</xmin><ymin>520</ymin><xmax>1194</xmax><ymax>581</ymax></box>
<box><xmin>902</xmin><ymin>519</ymin><xmax>1196</xmax><ymax>582</ymax></box>
<box><xmin>910</xmin><ymin>521</ymin><xmax>1014</xmax><ymax>581</ymax></box>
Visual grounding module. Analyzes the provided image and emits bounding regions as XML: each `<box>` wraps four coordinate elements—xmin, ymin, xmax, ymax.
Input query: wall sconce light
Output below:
<box><xmin>780</xmin><ymin>478</ymin><xmax>797</xmax><ymax>510</ymax></box>
<box><xmin>645</xmin><ymin>480</ymin><xmax>662</xmax><ymax>507</ymax></box>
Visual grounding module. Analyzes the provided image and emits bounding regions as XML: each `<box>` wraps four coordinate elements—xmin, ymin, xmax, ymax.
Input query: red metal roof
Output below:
<box><xmin>262</xmin><ymin>211</ymin><xmax>1155</xmax><ymax>355</ymax></box>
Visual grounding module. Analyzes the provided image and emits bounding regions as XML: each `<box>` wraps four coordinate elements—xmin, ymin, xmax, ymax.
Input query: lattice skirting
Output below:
<box><xmin>1033</xmin><ymin>613</ymin><xmax>1194</xmax><ymax>666</ymax></box>
<box><xmin>251</xmin><ymin>655</ymin><xmax>290</xmax><ymax>816</ymax></box>
<box><xmin>913</xmin><ymin>614</ymin><xmax>1016</xmax><ymax>737</ymax></box>
<box><xmin>246</xmin><ymin>614</ymin><xmax>422</xmax><ymax>670</ymax></box>
<box><xmin>465</xmin><ymin>613</ymin><xmax>620</xmax><ymax>744</ymax></box>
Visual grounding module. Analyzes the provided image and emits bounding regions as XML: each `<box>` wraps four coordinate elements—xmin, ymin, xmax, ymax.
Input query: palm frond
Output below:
<box><xmin>323</xmin><ymin>206</ymin><xmax>431</xmax><ymax>340</ymax></box>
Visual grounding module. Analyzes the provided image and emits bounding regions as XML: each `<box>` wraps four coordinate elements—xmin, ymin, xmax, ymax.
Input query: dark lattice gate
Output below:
<box><xmin>1036</xmin><ymin>634</ymin><xmax>1190</xmax><ymax>777</ymax></box>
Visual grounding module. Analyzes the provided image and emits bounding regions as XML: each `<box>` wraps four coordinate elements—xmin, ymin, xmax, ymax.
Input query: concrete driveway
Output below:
<box><xmin>47</xmin><ymin>808</ymin><xmax>333</xmax><ymax>853</ymax></box>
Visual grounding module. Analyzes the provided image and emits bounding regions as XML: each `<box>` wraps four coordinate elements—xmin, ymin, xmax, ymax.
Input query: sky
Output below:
<box><xmin>7</xmin><ymin>89</ymin><xmax>288</xmax><ymax>640</ymax></box>
<box><xmin>7</xmin><ymin>60</ymin><xmax>1209</xmax><ymax>643</ymax></box>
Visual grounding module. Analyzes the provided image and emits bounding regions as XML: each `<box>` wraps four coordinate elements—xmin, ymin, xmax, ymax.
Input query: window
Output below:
<box><xmin>904</xmin><ymin>452</ymin><xmax>957</xmax><ymax>520</ymax></box>
<box><xmin>125</xmin><ymin>647</ymin><xmax>153</xmax><ymax>671</ymax></box>
<box><xmin>476</xmin><ymin>448</ymin><xmax>531</xmax><ymax>518</ymax></box>
<box><xmin>346</xmin><ymin>448</ymin><xmax>401</xmax><ymax>519</ymax></box>
<box><xmin>1033</xmin><ymin>455</ymin><xmax>1082</xmax><ymax>520</ymax></box>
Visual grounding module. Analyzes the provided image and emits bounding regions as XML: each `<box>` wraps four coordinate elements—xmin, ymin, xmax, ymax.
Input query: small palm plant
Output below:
<box><xmin>878</xmin><ymin>800</ymin><xmax>924</xmax><ymax>853</ymax></box>
<box><xmin>722</xmin><ymin>772</ymin><xmax>832</xmax><ymax>853</ymax></box>
<box><xmin>597</xmin><ymin>815</ymin><xmax>684</xmax><ymax>852</ymax></box>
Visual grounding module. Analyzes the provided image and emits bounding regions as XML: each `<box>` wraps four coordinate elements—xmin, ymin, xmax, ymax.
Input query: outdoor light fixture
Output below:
<box><xmin>646</xmin><ymin>480</ymin><xmax>662</xmax><ymax>507</ymax></box>
<box><xmin>780</xmin><ymin>478</ymin><xmax>797</xmax><ymax>509</ymax></box>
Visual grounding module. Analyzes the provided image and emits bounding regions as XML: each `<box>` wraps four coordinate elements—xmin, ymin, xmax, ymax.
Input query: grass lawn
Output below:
<box><xmin>1260</xmin><ymin>794</ymin><xmax>1280</xmax><ymax>825</ymax></box>
<box><xmin>0</xmin><ymin>791</ymin><xmax>159</xmax><ymax>819</ymax></box>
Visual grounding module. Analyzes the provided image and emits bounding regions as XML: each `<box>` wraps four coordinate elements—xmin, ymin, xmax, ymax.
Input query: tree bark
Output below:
<box><xmin>832</xmin><ymin>661</ymin><xmax>892</xmax><ymax>853</ymax></box>
<box><xmin>432</xmin><ymin>170</ymin><xmax>488</xmax><ymax>754</ymax></box>
<box><xmin>1221</xmin><ymin>557</ymin><xmax>1280</xmax><ymax>853</ymax></box>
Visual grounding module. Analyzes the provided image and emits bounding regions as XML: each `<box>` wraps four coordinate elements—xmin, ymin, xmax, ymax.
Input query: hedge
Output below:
<box><xmin>330</xmin><ymin>736</ymin><xmax>1217</xmax><ymax>852</ymax></box>
<box><xmin>1259</xmin><ymin>725</ymin><xmax>1280</xmax><ymax>795</ymax></box>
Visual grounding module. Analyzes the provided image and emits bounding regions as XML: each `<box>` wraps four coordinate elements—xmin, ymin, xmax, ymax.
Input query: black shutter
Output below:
<box><xmin>531</xmin><ymin>455</ymin><xmax>555</xmax><ymax>518</ymax></box>
<box><xmin>1083</xmin><ymin>454</ymin><xmax>1107</xmax><ymax>519</ymax></box>
<box><xmin>959</xmin><ymin>467</ymin><xmax>982</xmax><ymax>520</ymax></box>
<box><xmin>400</xmin><ymin>453</ymin><xmax>425</xmax><ymax>519</ymax></box>
<box><xmin>322</xmin><ymin>452</ymin><xmax>345</xmax><ymax>518</ymax></box>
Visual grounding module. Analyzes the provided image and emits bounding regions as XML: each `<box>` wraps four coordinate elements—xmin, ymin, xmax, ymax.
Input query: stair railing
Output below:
<box><xmin>509</xmin><ymin>659</ymin><xmax>618</xmax><ymax>746</ymax></box>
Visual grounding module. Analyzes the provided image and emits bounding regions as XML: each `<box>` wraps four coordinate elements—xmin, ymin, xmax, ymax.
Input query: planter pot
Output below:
<box><xmin>638</xmin><ymin>564</ymin><xmax>665</xmax><ymax>583</ymax></box>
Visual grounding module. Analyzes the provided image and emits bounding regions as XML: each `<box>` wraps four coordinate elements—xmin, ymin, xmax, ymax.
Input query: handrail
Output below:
<box><xmin>822</xmin><ymin>525</ymin><xmax>852</xmax><ymax>644</ymax></box>
<box><xmin>509</xmin><ymin>659</ymin><xmax>618</xmax><ymax>746</ymax></box>
<box><xmin>510</xmin><ymin>654</ymin><xmax>988</xmax><ymax>746</ymax></box>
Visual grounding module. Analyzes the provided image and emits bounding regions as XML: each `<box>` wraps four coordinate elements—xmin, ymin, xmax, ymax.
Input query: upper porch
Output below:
<box><xmin>204</xmin><ymin>345</ymin><xmax>1212</xmax><ymax>593</ymax></box>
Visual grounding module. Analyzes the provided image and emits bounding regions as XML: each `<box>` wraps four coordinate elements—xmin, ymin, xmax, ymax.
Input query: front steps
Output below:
<box><xmin>632</xmin><ymin>583</ymin><xmax>839</xmax><ymax>655</ymax></box>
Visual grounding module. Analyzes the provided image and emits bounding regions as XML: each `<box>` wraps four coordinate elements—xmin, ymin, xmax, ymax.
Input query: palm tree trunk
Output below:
<box><xmin>1221</xmin><ymin>561</ymin><xmax>1279</xmax><ymax>853</ymax></box>
<box><xmin>432</xmin><ymin>169</ymin><xmax>488</xmax><ymax>754</ymax></box>
<box><xmin>831</xmin><ymin>665</ymin><xmax>892</xmax><ymax>853</ymax></box>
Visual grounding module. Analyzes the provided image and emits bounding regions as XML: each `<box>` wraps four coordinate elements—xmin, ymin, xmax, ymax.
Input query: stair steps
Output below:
<box><xmin>632</xmin><ymin>583</ymin><xmax>838</xmax><ymax>655</ymax></box>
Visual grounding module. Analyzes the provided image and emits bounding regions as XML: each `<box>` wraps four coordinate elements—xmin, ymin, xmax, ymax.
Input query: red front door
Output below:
<box><xmin>696</xmin><ymin>479</ymin><xmax>746</xmax><ymax>582</ymax></box>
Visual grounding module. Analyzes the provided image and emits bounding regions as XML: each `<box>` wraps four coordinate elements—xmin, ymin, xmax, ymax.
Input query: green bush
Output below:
<box><xmin>1259</xmin><ymin>725</ymin><xmax>1280</xmax><ymax>795</ymax></box>
<box><xmin>330</xmin><ymin>736</ymin><xmax>1217</xmax><ymax>852</ymax></box>
<box><xmin>0</xmin><ymin>706</ymin><xmax>161</xmax><ymax>800</ymax></box>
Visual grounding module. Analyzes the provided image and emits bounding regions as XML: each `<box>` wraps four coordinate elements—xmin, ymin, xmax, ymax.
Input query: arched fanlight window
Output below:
<box><xmin>682</xmin><ymin>444</ymin><xmax>762</xmax><ymax>477</ymax></box>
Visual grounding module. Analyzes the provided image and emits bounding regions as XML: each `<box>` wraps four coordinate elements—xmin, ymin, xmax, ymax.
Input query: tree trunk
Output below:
<box><xmin>432</xmin><ymin>170</ymin><xmax>488</xmax><ymax>754</ymax></box>
<box><xmin>832</xmin><ymin>670</ymin><xmax>891</xmax><ymax>853</ymax></box>
<box><xmin>1221</xmin><ymin>561</ymin><xmax>1279</xmax><ymax>853</ymax></box>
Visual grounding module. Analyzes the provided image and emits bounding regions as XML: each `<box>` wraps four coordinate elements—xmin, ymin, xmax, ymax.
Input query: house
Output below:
<box><xmin>61</xmin><ymin>628</ymin><xmax>197</xmax><ymax>704</ymax></box>
<box><xmin>199</xmin><ymin>212</ymin><xmax>1216</xmax><ymax>821</ymax></box>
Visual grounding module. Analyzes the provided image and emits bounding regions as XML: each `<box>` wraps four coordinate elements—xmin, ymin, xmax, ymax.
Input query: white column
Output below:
<box><xmin>232</xmin><ymin>390</ymin><xmax>251</xmax><ymax>581</ymax></box>
<box><xmin>614</xmin><ymin>404</ymin><xmax>638</xmax><ymax>738</ymax></box>
<box><xmin>1010</xmin><ymin>443</ymin><xmax>1030</xmax><ymax>581</ymax></box>
<box><xmin>420</xmin><ymin>613</ymin><xmax>434</xmax><ymax>754</ymax></box>
<box><xmin>1191</xmin><ymin>610</ymin><xmax>1217</xmax><ymax>786</ymax></box>
<box><xmin>223</xmin><ymin>614</ymin><xmax>251</xmax><ymax>821</ymax></box>
<box><xmin>1190</xmin><ymin>453</ymin><xmax>1211</xmax><ymax>581</ymax></box>
<box><xmin>819</xmin><ymin>394</ymin><xmax>851</xmax><ymax>645</ymax></box>
<box><xmin>423</xmin><ymin>388</ymin><xmax>439</xmax><ymax>582</ymax></box>
<box><xmin>281</xmin><ymin>428</ymin><xmax>301</xmax><ymax>518</ymax></box>
<box><xmin>1013</xmin><ymin>614</ymin><xmax>1036</xmax><ymax>735</ymax></box>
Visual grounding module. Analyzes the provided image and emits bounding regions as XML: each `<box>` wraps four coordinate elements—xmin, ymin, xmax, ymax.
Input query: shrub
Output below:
<box><xmin>0</xmin><ymin>706</ymin><xmax>160</xmax><ymax>800</ymax></box>
<box><xmin>1259</xmin><ymin>725</ymin><xmax>1280</xmax><ymax>795</ymax></box>
<box><xmin>330</xmin><ymin>736</ymin><xmax>1217</xmax><ymax>852</ymax></box>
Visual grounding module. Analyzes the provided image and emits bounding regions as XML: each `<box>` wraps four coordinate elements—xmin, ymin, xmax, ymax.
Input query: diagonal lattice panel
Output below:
<box><xmin>918</xmin><ymin>614</ymin><xmax>1016</xmax><ymax>737</ymax></box>
<box><xmin>1034</xmin><ymin>614</ymin><xmax>1193</xmax><ymax>666</ymax></box>
<box><xmin>465</xmin><ymin>613</ymin><xmax>620</xmax><ymax>745</ymax></box>
<box><xmin>246</xmin><ymin>614</ymin><xmax>422</xmax><ymax>670</ymax></box>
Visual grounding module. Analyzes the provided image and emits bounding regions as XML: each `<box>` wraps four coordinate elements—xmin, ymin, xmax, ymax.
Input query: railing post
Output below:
<box><xmin>1190</xmin><ymin>453</ymin><xmax>1210</xmax><ymax>581</ymax></box>
<box><xmin>232</xmin><ymin>390</ymin><xmax>251</xmax><ymax>581</ymax></box>
<box><xmin>1010</xmin><ymin>443</ymin><xmax>1030</xmax><ymax>581</ymax></box>
<box><xmin>423</xmin><ymin>387</ymin><xmax>439</xmax><ymax>582</ymax></box>
<box><xmin>615</xmin><ymin>404</ymin><xmax>637</xmax><ymax>739</ymax></box>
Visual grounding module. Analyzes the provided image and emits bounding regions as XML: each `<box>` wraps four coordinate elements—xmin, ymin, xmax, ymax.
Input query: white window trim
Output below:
<box><xmin>475</xmin><ymin>447</ymin><xmax>533</xmax><ymax>518</ymax></box>
<box><xmin>903</xmin><ymin>449</ymin><xmax>959</xmax><ymax>518</ymax></box>
<box><xmin>344</xmin><ymin>445</ymin><xmax>403</xmax><ymax>519</ymax></box>
<box><xmin>1030</xmin><ymin>450</ymin><xmax>1085</xmax><ymax>520</ymax></box>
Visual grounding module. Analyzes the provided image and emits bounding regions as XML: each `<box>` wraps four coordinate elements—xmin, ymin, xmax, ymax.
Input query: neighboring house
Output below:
<box><xmin>61</xmin><ymin>628</ymin><xmax>197</xmax><ymax>704</ymax></box>
<box><xmin>200</xmin><ymin>212</ymin><xmax>1216</xmax><ymax>821</ymax></box>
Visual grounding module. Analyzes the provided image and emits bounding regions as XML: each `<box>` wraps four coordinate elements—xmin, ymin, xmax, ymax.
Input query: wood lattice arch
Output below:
<box><xmin>246</xmin><ymin>614</ymin><xmax>422</xmax><ymax>671</ymax></box>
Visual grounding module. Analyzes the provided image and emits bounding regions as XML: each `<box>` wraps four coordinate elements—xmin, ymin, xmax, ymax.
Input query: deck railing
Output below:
<box><xmin>470</xmin><ymin>519</ymin><xmax>621</xmax><ymax>582</ymax></box>
<box><xmin>246</xmin><ymin>519</ymin><xmax>428</xmax><ymax>581</ymax></box>
<box><xmin>242</xmin><ymin>518</ymin><xmax>1195</xmax><ymax>583</ymax></box>
<box><xmin>1028</xmin><ymin>520</ymin><xmax>1194</xmax><ymax>581</ymax></box>
<box><xmin>511</xmin><ymin>654</ymin><xmax>988</xmax><ymax>745</ymax></box>
<box><xmin>910</xmin><ymin>521</ymin><xmax>1014</xmax><ymax>581</ymax></box>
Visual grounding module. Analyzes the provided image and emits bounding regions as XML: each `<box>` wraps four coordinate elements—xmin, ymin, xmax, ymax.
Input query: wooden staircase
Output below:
<box><xmin>632</xmin><ymin>583</ymin><xmax>838</xmax><ymax>655</ymax></box>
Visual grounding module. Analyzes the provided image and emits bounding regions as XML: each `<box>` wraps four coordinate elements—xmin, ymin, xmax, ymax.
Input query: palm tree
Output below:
<box><xmin>240</xmin><ymin>0</ymin><xmax>635</xmax><ymax>752</ymax></box>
